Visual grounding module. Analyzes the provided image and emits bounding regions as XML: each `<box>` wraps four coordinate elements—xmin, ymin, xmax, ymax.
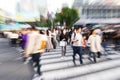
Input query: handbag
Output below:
<box><xmin>60</xmin><ymin>41</ymin><xmax>67</xmax><ymax>46</ymax></box>
<box><xmin>39</xmin><ymin>40</ymin><xmax>46</xmax><ymax>50</ymax></box>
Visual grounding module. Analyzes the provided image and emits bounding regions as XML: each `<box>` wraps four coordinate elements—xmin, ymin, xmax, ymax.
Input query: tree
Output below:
<box><xmin>55</xmin><ymin>7</ymin><xmax>79</xmax><ymax>28</ymax></box>
<box><xmin>38</xmin><ymin>18</ymin><xmax>51</xmax><ymax>28</ymax></box>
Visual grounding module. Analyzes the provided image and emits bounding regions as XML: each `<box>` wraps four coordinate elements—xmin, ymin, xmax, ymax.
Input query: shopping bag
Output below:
<box><xmin>60</xmin><ymin>41</ymin><xmax>66</xmax><ymax>46</ymax></box>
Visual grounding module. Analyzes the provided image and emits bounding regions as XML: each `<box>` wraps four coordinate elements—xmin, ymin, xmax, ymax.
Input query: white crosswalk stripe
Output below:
<box><xmin>31</xmin><ymin>45</ymin><xmax>120</xmax><ymax>80</ymax></box>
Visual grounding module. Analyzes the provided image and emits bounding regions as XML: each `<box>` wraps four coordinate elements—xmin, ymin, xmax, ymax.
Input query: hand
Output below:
<box><xmin>62</xmin><ymin>39</ymin><xmax>65</xmax><ymax>40</ymax></box>
<box><xmin>24</xmin><ymin>54</ymin><xmax>29</xmax><ymax>58</ymax></box>
<box><xmin>72</xmin><ymin>40</ymin><xmax>78</xmax><ymax>42</ymax></box>
<box><xmin>75</xmin><ymin>40</ymin><xmax>78</xmax><ymax>42</ymax></box>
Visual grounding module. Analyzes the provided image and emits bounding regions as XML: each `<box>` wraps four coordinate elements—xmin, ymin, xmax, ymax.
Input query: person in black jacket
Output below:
<box><xmin>60</xmin><ymin>29</ymin><xmax>68</xmax><ymax>57</ymax></box>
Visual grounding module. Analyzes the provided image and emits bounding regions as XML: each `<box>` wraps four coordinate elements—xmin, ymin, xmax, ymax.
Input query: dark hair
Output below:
<box><xmin>74</xmin><ymin>25</ymin><xmax>83</xmax><ymax>31</ymax></box>
<box><xmin>26</xmin><ymin>28</ymin><xmax>33</xmax><ymax>31</ymax></box>
<box><xmin>90</xmin><ymin>29</ymin><xmax>96</xmax><ymax>35</ymax></box>
<box><xmin>39</xmin><ymin>30</ymin><xmax>44</xmax><ymax>34</ymax></box>
<box><xmin>60</xmin><ymin>29</ymin><xmax>64</xmax><ymax>34</ymax></box>
<box><xmin>31</xmin><ymin>25</ymin><xmax>36</xmax><ymax>30</ymax></box>
<box><xmin>46</xmin><ymin>30</ymin><xmax>49</xmax><ymax>36</ymax></box>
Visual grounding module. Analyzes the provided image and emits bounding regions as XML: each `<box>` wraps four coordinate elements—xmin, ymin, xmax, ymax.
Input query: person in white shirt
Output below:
<box><xmin>71</xmin><ymin>26</ymin><xmax>83</xmax><ymax>65</ymax></box>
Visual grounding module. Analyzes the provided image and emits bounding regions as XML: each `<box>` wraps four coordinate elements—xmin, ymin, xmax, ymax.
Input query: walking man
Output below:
<box><xmin>71</xmin><ymin>26</ymin><xmax>83</xmax><ymax>65</ymax></box>
<box><xmin>24</xmin><ymin>28</ymin><xmax>47</xmax><ymax>78</ymax></box>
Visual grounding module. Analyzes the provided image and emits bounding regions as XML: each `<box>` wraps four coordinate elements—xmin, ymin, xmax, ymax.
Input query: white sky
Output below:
<box><xmin>0</xmin><ymin>0</ymin><xmax>19</xmax><ymax>15</ymax></box>
<box><xmin>0</xmin><ymin>0</ymin><xmax>74</xmax><ymax>15</ymax></box>
<box><xmin>47</xmin><ymin>0</ymin><xmax>74</xmax><ymax>12</ymax></box>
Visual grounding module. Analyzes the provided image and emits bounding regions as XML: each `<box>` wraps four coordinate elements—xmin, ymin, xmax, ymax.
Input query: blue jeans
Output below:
<box><xmin>72</xmin><ymin>46</ymin><xmax>83</xmax><ymax>64</ymax></box>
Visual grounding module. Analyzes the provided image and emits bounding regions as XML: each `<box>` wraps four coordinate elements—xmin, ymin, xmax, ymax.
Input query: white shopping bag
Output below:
<box><xmin>59</xmin><ymin>41</ymin><xmax>67</xmax><ymax>46</ymax></box>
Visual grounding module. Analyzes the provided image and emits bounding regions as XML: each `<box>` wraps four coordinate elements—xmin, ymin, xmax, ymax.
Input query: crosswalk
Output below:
<box><xmin>31</xmin><ymin>45</ymin><xmax>120</xmax><ymax>80</ymax></box>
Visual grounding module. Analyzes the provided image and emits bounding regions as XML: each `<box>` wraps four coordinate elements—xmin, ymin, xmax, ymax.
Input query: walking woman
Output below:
<box><xmin>60</xmin><ymin>29</ymin><xmax>68</xmax><ymax>57</ymax></box>
<box><xmin>88</xmin><ymin>29</ymin><xmax>102</xmax><ymax>63</ymax></box>
<box><xmin>46</xmin><ymin>30</ymin><xmax>53</xmax><ymax>52</ymax></box>
<box><xmin>51</xmin><ymin>29</ymin><xmax>57</xmax><ymax>49</ymax></box>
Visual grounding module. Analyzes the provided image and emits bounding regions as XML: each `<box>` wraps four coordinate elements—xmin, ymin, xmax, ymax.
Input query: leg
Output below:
<box><xmin>78</xmin><ymin>47</ymin><xmax>83</xmax><ymax>64</ymax></box>
<box><xmin>64</xmin><ymin>46</ymin><xmax>66</xmax><ymax>56</ymax></box>
<box><xmin>72</xmin><ymin>46</ymin><xmax>77</xmax><ymax>65</ymax></box>
<box><xmin>92</xmin><ymin>52</ymin><xmax>97</xmax><ymax>63</ymax></box>
<box><xmin>61</xmin><ymin>46</ymin><xmax>64</xmax><ymax>56</ymax></box>
<box><xmin>31</xmin><ymin>53</ymin><xmax>41</xmax><ymax>75</ymax></box>
<box><xmin>97</xmin><ymin>52</ymin><xmax>101</xmax><ymax>58</ymax></box>
<box><xmin>87</xmin><ymin>47</ymin><xmax>91</xmax><ymax>57</ymax></box>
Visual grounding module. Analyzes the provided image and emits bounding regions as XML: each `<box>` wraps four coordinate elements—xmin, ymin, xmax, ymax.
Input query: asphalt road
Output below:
<box><xmin>0</xmin><ymin>38</ymin><xmax>34</xmax><ymax>80</ymax></box>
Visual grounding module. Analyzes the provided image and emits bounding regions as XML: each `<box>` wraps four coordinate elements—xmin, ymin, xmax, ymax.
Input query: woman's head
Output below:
<box><xmin>46</xmin><ymin>30</ymin><xmax>49</xmax><ymax>36</ymax></box>
<box><xmin>92</xmin><ymin>29</ymin><xmax>97</xmax><ymax>35</ymax></box>
<box><xmin>63</xmin><ymin>29</ymin><xmax>66</xmax><ymax>34</ymax></box>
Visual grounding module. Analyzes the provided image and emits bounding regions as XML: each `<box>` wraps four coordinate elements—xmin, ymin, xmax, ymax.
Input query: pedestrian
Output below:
<box><xmin>51</xmin><ymin>29</ymin><xmax>57</xmax><ymax>49</ymax></box>
<box><xmin>60</xmin><ymin>29</ymin><xmax>68</xmax><ymax>57</ymax></box>
<box><xmin>46</xmin><ymin>30</ymin><xmax>53</xmax><ymax>52</ymax></box>
<box><xmin>24</xmin><ymin>28</ymin><xmax>47</xmax><ymax>78</ymax></box>
<box><xmin>82</xmin><ymin>34</ymin><xmax>87</xmax><ymax>55</ymax></box>
<box><xmin>10</xmin><ymin>31</ymin><xmax>19</xmax><ymax>47</ymax></box>
<box><xmin>88</xmin><ymin>29</ymin><xmax>103</xmax><ymax>63</ymax></box>
<box><xmin>102</xmin><ymin>32</ymin><xmax>108</xmax><ymax>55</ymax></box>
<box><xmin>71</xmin><ymin>26</ymin><xmax>83</xmax><ymax>65</ymax></box>
<box><xmin>20</xmin><ymin>29</ymin><xmax>28</xmax><ymax>50</ymax></box>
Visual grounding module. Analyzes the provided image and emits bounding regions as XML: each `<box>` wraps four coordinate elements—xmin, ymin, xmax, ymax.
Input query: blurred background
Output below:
<box><xmin>0</xmin><ymin>0</ymin><xmax>120</xmax><ymax>46</ymax></box>
<box><xmin>0</xmin><ymin>1</ymin><xmax>120</xmax><ymax>80</ymax></box>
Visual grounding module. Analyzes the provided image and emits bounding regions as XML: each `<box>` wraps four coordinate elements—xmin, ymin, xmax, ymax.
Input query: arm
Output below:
<box><xmin>24</xmin><ymin>34</ymin><xmax>36</xmax><ymax>57</ymax></box>
<box><xmin>71</xmin><ymin>33</ymin><xmax>77</xmax><ymax>42</ymax></box>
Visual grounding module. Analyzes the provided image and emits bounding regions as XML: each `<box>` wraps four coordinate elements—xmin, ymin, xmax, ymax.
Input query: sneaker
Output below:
<box><xmin>23</xmin><ymin>57</ymin><xmax>31</xmax><ymax>64</ymax></box>
<box><xmin>32</xmin><ymin>74</ymin><xmax>43</xmax><ymax>80</ymax></box>
<box><xmin>33</xmin><ymin>73</ymin><xmax>39</xmax><ymax>78</ymax></box>
<box><xmin>61</xmin><ymin>57</ymin><xmax>64</xmax><ymax>59</ymax></box>
<box><xmin>73</xmin><ymin>61</ymin><xmax>77</xmax><ymax>66</ymax></box>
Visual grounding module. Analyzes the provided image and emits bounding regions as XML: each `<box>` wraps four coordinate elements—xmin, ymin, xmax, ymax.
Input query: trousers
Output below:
<box><xmin>72</xmin><ymin>46</ymin><xmax>83</xmax><ymax>64</ymax></box>
<box><xmin>31</xmin><ymin>53</ymin><xmax>41</xmax><ymax>75</ymax></box>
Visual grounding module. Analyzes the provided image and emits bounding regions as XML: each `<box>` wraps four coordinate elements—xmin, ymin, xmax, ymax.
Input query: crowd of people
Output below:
<box><xmin>2</xmin><ymin>25</ymin><xmax>108</xmax><ymax>78</ymax></box>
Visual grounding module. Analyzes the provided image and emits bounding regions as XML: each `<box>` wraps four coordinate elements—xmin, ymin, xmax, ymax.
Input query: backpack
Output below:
<box><xmin>71</xmin><ymin>32</ymin><xmax>76</xmax><ymax>44</ymax></box>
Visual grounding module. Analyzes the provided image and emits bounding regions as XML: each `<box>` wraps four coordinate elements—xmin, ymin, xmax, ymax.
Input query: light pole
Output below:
<box><xmin>51</xmin><ymin>18</ymin><xmax>53</xmax><ymax>29</ymax></box>
<box><xmin>50</xmin><ymin>12</ymin><xmax>55</xmax><ymax>29</ymax></box>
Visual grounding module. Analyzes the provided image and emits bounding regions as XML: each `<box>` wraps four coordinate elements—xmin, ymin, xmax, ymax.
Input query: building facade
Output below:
<box><xmin>16</xmin><ymin>0</ymin><xmax>48</xmax><ymax>22</ymax></box>
<box><xmin>0</xmin><ymin>8</ymin><xmax>12</xmax><ymax>23</ymax></box>
<box><xmin>73</xmin><ymin>0</ymin><xmax>120</xmax><ymax>24</ymax></box>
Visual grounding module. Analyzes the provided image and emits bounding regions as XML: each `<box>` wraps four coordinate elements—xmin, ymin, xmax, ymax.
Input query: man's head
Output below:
<box><xmin>75</xmin><ymin>26</ymin><xmax>82</xmax><ymax>33</ymax></box>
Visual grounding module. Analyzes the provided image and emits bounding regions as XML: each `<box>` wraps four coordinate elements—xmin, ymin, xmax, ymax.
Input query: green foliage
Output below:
<box><xmin>38</xmin><ymin>19</ymin><xmax>51</xmax><ymax>28</ymax></box>
<box><xmin>55</xmin><ymin>7</ymin><xmax>79</xmax><ymax>28</ymax></box>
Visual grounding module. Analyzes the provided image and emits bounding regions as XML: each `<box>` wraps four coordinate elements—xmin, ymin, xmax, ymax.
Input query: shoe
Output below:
<box><xmin>80</xmin><ymin>62</ymin><xmax>83</xmax><ymax>65</ymax></box>
<box><xmin>94</xmin><ymin>60</ymin><xmax>97</xmax><ymax>63</ymax></box>
<box><xmin>33</xmin><ymin>73</ymin><xmax>40</xmax><ymax>78</ymax></box>
<box><xmin>61</xmin><ymin>56</ymin><xmax>65</xmax><ymax>60</ymax></box>
<box><xmin>97</xmin><ymin>56</ymin><xmax>101</xmax><ymax>58</ymax></box>
<box><xmin>97</xmin><ymin>52</ymin><xmax>101</xmax><ymax>58</ymax></box>
<box><xmin>73</xmin><ymin>61</ymin><xmax>77</xmax><ymax>66</ymax></box>
<box><xmin>33</xmin><ymin>74</ymin><xmax>43</xmax><ymax>80</ymax></box>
